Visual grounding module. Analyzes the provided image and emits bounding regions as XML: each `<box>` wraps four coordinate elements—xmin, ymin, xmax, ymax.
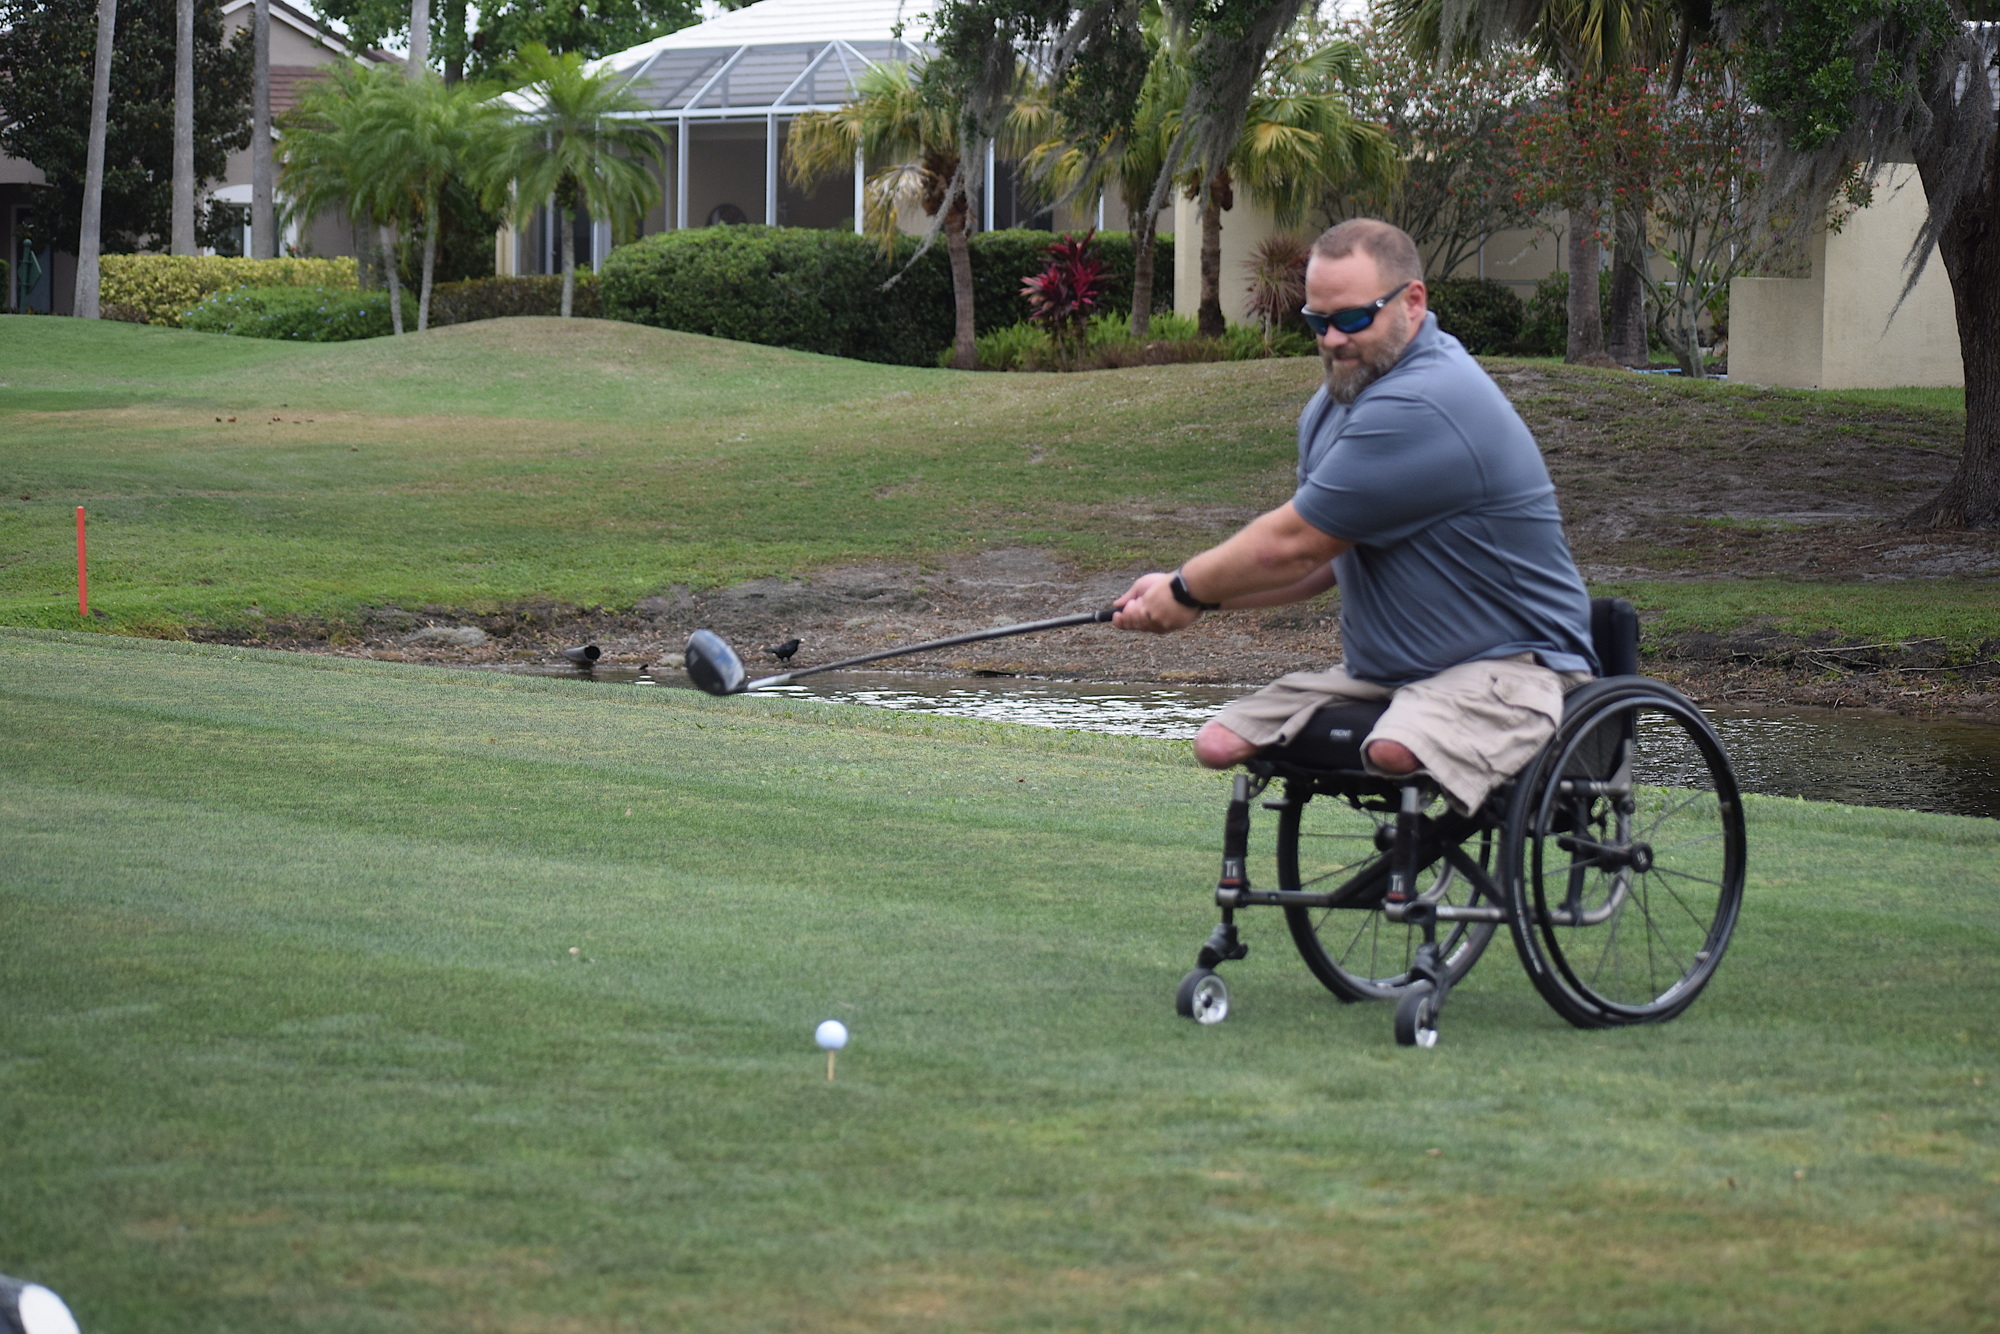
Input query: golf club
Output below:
<box><xmin>683</xmin><ymin>608</ymin><xmax>1115</xmax><ymax>696</ymax></box>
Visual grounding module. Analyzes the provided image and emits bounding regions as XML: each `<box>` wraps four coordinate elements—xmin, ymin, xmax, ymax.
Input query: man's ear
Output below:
<box><xmin>1406</xmin><ymin>280</ymin><xmax>1429</xmax><ymax>317</ymax></box>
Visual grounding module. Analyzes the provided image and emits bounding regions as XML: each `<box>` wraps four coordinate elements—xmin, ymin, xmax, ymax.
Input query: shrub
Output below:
<box><xmin>179</xmin><ymin>285</ymin><xmax>413</xmax><ymax>340</ymax></box>
<box><xmin>1022</xmin><ymin>232</ymin><xmax>1111</xmax><ymax>369</ymax></box>
<box><xmin>98</xmin><ymin>255</ymin><xmax>359</xmax><ymax>327</ymax></box>
<box><xmin>598</xmin><ymin>226</ymin><xmax>1175</xmax><ymax>366</ymax></box>
<box><xmin>1428</xmin><ymin>278</ymin><xmax>1524</xmax><ymax>354</ymax></box>
<box><xmin>428</xmin><ymin>275</ymin><xmax>602</xmax><ymax>326</ymax></box>
<box><xmin>1513</xmin><ymin>269</ymin><xmax>1614</xmax><ymax>356</ymax></box>
<box><xmin>1245</xmin><ymin>233</ymin><xmax>1311</xmax><ymax>346</ymax></box>
<box><xmin>957</xmin><ymin>312</ymin><xmax>1311</xmax><ymax>372</ymax></box>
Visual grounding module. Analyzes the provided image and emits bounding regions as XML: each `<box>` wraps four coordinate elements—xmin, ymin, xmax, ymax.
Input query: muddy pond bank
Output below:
<box><xmin>207</xmin><ymin>547</ymin><xmax>2000</xmax><ymax>724</ymax></box>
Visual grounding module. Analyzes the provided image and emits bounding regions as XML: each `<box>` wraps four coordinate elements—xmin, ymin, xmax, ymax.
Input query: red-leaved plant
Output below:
<box><xmin>1021</xmin><ymin>230</ymin><xmax>1109</xmax><ymax>371</ymax></box>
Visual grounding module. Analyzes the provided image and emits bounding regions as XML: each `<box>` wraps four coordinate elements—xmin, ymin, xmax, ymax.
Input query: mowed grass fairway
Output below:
<box><xmin>3</xmin><ymin>630</ymin><xmax>1996</xmax><ymax>1332</ymax></box>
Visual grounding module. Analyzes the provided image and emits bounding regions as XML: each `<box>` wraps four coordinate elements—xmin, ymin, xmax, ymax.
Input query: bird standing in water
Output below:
<box><xmin>764</xmin><ymin>638</ymin><xmax>802</xmax><ymax>662</ymax></box>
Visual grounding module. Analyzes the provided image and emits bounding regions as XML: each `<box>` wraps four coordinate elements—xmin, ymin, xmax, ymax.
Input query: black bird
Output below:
<box><xmin>763</xmin><ymin>638</ymin><xmax>802</xmax><ymax>662</ymax></box>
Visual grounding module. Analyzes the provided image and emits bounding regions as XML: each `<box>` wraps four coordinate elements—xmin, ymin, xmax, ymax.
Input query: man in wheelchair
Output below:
<box><xmin>1112</xmin><ymin>217</ymin><xmax>1597</xmax><ymax>817</ymax></box>
<box><xmin>1114</xmin><ymin>218</ymin><xmax>1745</xmax><ymax>1045</ymax></box>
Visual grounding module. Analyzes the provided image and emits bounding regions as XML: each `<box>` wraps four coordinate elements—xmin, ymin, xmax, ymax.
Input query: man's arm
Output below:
<box><xmin>1113</xmin><ymin>502</ymin><xmax>1351</xmax><ymax>634</ymax></box>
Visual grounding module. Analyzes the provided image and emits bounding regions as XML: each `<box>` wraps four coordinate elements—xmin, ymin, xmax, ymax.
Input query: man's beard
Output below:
<box><xmin>1321</xmin><ymin>305</ymin><xmax>1413</xmax><ymax>404</ymax></box>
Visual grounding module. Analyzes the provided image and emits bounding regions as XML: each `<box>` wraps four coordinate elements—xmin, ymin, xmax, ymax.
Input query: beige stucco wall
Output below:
<box><xmin>1729</xmin><ymin>272</ymin><xmax>1825</xmax><ymax>388</ymax></box>
<box><xmin>1730</xmin><ymin>163</ymin><xmax>1962</xmax><ymax>389</ymax></box>
<box><xmin>1172</xmin><ymin>189</ymin><xmax>1280</xmax><ymax>323</ymax></box>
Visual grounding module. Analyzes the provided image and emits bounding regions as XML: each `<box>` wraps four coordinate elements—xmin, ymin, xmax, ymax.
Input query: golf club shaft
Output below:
<box><xmin>747</xmin><ymin>609</ymin><xmax>1115</xmax><ymax>690</ymax></box>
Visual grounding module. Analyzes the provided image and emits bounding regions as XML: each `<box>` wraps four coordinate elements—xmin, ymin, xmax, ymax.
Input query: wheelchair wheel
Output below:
<box><xmin>1175</xmin><ymin>968</ymin><xmax>1231</xmax><ymax>1024</ymax></box>
<box><xmin>1502</xmin><ymin>678</ymin><xmax>1746</xmax><ymax>1028</ymax></box>
<box><xmin>1393</xmin><ymin>981</ymin><xmax>1440</xmax><ymax>1048</ymax></box>
<box><xmin>1278</xmin><ymin>785</ymin><xmax>1500</xmax><ymax>1002</ymax></box>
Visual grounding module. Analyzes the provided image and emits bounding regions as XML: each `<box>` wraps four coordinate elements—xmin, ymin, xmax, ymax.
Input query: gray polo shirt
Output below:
<box><xmin>1291</xmin><ymin>314</ymin><xmax>1596</xmax><ymax>687</ymax></box>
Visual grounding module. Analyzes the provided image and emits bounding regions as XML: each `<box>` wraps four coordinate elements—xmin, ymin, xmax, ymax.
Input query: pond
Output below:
<box><xmin>502</xmin><ymin>664</ymin><xmax>2000</xmax><ymax>821</ymax></box>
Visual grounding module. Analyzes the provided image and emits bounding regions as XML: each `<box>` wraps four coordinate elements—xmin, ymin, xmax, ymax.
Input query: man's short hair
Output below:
<box><xmin>1312</xmin><ymin>218</ymin><xmax>1424</xmax><ymax>286</ymax></box>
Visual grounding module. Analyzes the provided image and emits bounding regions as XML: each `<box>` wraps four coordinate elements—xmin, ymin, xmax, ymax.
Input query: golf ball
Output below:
<box><xmin>814</xmin><ymin>1019</ymin><xmax>849</xmax><ymax>1051</ymax></box>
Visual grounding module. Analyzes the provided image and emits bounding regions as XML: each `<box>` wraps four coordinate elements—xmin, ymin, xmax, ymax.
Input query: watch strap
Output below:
<box><xmin>1169</xmin><ymin>570</ymin><xmax>1221</xmax><ymax>611</ymax></box>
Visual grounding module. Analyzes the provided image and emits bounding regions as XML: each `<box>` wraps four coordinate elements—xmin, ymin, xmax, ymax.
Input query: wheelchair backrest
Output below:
<box><xmin>1590</xmin><ymin>597</ymin><xmax>1639</xmax><ymax>678</ymax></box>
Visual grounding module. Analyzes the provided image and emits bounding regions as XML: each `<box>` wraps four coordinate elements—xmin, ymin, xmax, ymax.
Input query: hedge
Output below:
<box><xmin>179</xmin><ymin>285</ymin><xmax>413</xmax><ymax>341</ymax></box>
<box><xmin>98</xmin><ymin>255</ymin><xmax>359</xmax><ymax>328</ymax></box>
<box><xmin>599</xmin><ymin>227</ymin><xmax>1174</xmax><ymax>365</ymax></box>
<box><xmin>1428</xmin><ymin>278</ymin><xmax>1524</xmax><ymax>355</ymax></box>
<box><xmin>428</xmin><ymin>274</ymin><xmax>601</xmax><ymax>326</ymax></box>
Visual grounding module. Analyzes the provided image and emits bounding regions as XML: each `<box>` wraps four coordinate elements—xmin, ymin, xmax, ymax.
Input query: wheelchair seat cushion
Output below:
<box><xmin>1258</xmin><ymin>699</ymin><xmax>1392</xmax><ymax>773</ymax></box>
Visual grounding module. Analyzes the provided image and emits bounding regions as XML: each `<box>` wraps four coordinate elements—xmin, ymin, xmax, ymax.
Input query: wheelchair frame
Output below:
<box><xmin>1173</xmin><ymin>601</ymin><xmax>1748</xmax><ymax>1046</ymax></box>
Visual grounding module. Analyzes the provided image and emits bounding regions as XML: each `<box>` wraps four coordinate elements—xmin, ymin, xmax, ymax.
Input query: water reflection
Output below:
<box><xmin>510</xmin><ymin>664</ymin><xmax>2000</xmax><ymax>820</ymax></box>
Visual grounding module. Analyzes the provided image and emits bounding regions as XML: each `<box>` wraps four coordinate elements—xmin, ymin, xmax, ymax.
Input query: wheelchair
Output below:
<box><xmin>1174</xmin><ymin>599</ymin><xmax>1746</xmax><ymax>1047</ymax></box>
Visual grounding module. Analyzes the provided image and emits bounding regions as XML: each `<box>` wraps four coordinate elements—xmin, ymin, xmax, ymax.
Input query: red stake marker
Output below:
<box><xmin>76</xmin><ymin>506</ymin><xmax>88</xmax><ymax>618</ymax></box>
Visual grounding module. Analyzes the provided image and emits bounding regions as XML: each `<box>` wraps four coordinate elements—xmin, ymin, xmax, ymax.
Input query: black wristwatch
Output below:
<box><xmin>1169</xmin><ymin>569</ymin><xmax>1221</xmax><ymax>611</ymax></box>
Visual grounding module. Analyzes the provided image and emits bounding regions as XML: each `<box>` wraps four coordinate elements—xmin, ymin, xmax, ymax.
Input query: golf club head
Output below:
<box><xmin>683</xmin><ymin>629</ymin><xmax>748</xmax><ymax>696</ymax></box>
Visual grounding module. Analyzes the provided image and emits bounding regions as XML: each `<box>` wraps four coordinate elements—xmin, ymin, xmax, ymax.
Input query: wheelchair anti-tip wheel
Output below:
<box><xmin>1393</xmin><ymin>980</ymin><xmax>1439</xmax><ymax>1047</ymax></box>
<box><xmin>1175</xmin><ymin>968</ymin><xmax>1231</xmax><ymax>1024</ymax></box>
<box><xmin>1277</xmin><ymin>784</ymin><xmax>1500</xmax><ymax>1003</ymax></box>
<box><xmin>1503</xmin><ymin>679</ymin><xmax>1746</xmax><ymax>1029</ymax></box>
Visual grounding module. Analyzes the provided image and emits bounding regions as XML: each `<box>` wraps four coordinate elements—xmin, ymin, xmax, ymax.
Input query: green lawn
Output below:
<box><xmin>0</xmin><ymin>316</ymin><xmax>1307</xmax><ymax>632</ymax></box>
<box><xmin>3</xmin><ymin>630</ymin><xmax>1995</xmax><ymax>1331</ymax></box>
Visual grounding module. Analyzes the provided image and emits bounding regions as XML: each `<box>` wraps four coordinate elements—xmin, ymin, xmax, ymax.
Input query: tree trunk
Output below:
<box><xmin>381</xmin><ymin>224</ymin><xmax>405</xmax><ymax>335</ymax></box>
<box><xmin>1129</xmin><ymin>205</ymin><xmax>1158</xmax><ymax>338</ymax></box>
<box><xmin>442</xmin><ymin>0</ymin><xmax>464</xmax><ymax>84</ymax></box>
<box><xmin>251</xmin><ymin>0</ymin><xmax>275</xmax><ymax>258</ymax></box>
<box><xmin>560</xmin><ymin>204</ymin><xmax>576</xmax><ymax>318</ymax></box>
<box><xmin>1197</xmin><ymin>171</ymin><xmax>1231</xmax><ymax>339</ymax></box>
<box><xmin>170</xmin><ymin>0</ymin><xmax>194</xmax><ymax>255</ymax></box>
<box><xmin>418</xmin><ymin>193</ymin><xmax>438</xmax><ymax>331</ymax></box>
<box><xmin>1906</xmin><ymin>150</ymin><xmax>2000</xmax><ymax>529</ymax></box>
<box><xmin>1565</xmin><ymin>205</ymin><xmax>1612</xmax><ymax>366</ymax></box>
<box><xmin>408</xmin><ymin>0</ymin><xmax>429</xmax><ymax>73</ymax></box>
<box><xmin>73</xmin><ymin>0</ymin><xmax>116</xmax><ymax>319</ymax></box>
<box><xmin>355</xmin><ymin>222</ymin><xmax>381</xmax><ymax>290</ymax></box>
<box><xmin>1607</xmin><ymin>205</ymin><xmax>1648</xmax><ymax>366</ymax></box>
<box><xmin>946</xmin><ymin>191</ymin><xmax>977</xmax><ymax>369</ymax></box>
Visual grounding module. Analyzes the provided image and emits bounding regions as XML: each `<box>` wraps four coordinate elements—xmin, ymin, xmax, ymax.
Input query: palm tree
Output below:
<box><xmin>282</xmin><ymin>63</ymin><xmax>417</xmax><ymax>333</ymax></box>
<box><xmin>171</xmin><ymin>0</ymin><xmax>194</xmax><ymax>255</ymax></box>
<box><xmin>1019</xmin><ymin>27</ymin><xmax>1187</xmax><ymax>336</ymax></box>
<box><xmin>492</xmin><ymin>43</ymin><xmax>667</xmax><ymax>318</ymax></box>
<box><xmin>354</xmin><ymin>72</ymin><xmax>508</xmax><ymax>330</ymax></box>
<box><xmin>251</xmin><ymin>0</ymin><xmax>274</xmax><ymax>258</ymax></box>
<box><xmin>73</xmin><ymin>0</ymin><xmax>116</xmax><ymax>319</ymax></box>
<box><xmin>788</xmin><ymin>60</ymin><xmax>991</xmax><ymax>369</ymax></box>
<box><xmin>1389</xmin><ymin>0</ymin><xmax>1680</xmax><ymax>364</ymax></box>
<box><xmin>1191</xmin><ymin>39</ymin><xmax>1398</xmax><ymax>336</ymax></box>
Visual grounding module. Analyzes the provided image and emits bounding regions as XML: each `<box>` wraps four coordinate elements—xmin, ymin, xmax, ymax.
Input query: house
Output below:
<box><xmin>1730</xmin><ymin>164</ymin><xmax>1963</xmax><ymax>389</ymax></box>
<box><xmin>2</xmin><ymin>0</ymin><xmax>392</xmax><ymax>314</ymax></box>
<box><xmin>496</xmin><ymin>0</ymin><xmax>1125</xmax><ymax>278</ymax></box>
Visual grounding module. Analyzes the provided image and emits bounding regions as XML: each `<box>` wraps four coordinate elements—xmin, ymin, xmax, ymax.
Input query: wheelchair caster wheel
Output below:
<box><xmin>1394</xmin><ymin>982</ymin><xmax>1439</xmax><ymax>1048</ymax></box>
<box><xmin>1176</xmin><ymin>969</ymin><xmax>1231</xmax><ymax>1025</ymax></box>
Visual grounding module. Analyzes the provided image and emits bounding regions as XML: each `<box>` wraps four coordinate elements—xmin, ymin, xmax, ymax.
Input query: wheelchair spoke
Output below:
<box><xmin>1651</xmin><ymin>871</ymin><xmax>1723</xmax><ymax>934</ymax></box>
<box><xmin>1649</xmin><ymin>864</ymin><xmax>1727</xmax><ymax>891</ymax></box>
<box><xmin>1639</xmin><ymin>881</ymin><xmax>1696</xmax><ymax>978</ymax></box>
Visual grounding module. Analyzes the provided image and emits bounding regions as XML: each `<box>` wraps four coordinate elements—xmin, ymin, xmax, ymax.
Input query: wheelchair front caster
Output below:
<box><xmin>1176</xmin><ymin>969</ymin><xmax>1231</xmax><ymax>1025</ymax></box>
<box><xmin>1394</xmin><ymin>981</ymin><xmax>1439</xmax><ymax>1048</ymax></box>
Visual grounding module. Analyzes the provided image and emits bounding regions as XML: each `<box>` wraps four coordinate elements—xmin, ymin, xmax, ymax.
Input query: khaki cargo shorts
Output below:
<box><xmin>1209</xmin><ymin>654</ymin><xmax>1594</xmax><ymax>812</ymax></box>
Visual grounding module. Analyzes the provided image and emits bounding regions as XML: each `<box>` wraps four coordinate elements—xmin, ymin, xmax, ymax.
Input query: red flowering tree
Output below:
<box><xmin>1511</xmin><ymin>63</ymin><xmax>1665</xmax><ymax>362</ymax></box>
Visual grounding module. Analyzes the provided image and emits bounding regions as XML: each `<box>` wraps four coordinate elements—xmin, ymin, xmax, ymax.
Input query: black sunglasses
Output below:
<box><xmin>1300</xmin><ymin>282</ymin><xmax>1411</xmax><ymax>337</ymax></box>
